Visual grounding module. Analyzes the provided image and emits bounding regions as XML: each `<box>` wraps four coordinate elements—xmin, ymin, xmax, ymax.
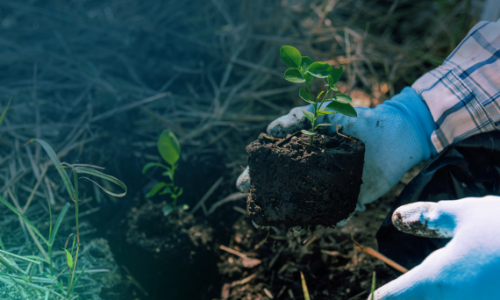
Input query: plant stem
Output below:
<box><xmin>305</xmin><ymin>81</ymin><xmax>316</xmax><ymax>146</ymax></box>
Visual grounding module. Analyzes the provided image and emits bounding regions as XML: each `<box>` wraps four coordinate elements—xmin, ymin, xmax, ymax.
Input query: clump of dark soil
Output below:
<box><xmin>246</xmin><ymin>132</ymin><xmax>365</xmax><ymax>227</ymax></box>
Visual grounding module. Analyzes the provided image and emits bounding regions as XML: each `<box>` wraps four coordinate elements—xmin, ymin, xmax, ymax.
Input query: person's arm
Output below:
<box><xmin>412</xmin><ymin>20</ymin><xmax>500</xmax><ymax>152</ymax></box>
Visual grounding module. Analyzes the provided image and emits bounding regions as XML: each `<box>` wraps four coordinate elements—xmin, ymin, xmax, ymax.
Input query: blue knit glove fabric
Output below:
<box><xmin>265</xmin><ymin>87</ymin><xmax>437</xmax><ymax>209</ymax></box>
<box><xmin>369</xmin><ymin>196</ymin><xmax>500</xmax><ymax>299</ymax></box>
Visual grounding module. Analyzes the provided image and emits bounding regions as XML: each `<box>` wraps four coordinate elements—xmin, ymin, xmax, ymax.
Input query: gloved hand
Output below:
<box><xmin>237</xmin><ymin>87</ymin><xmax>437</xmax><ymax>210</ymax></box>
<box><xmin>369</xmin><ymin>196</ymin><xmax>500</xmax><ymax>299</ymax></box>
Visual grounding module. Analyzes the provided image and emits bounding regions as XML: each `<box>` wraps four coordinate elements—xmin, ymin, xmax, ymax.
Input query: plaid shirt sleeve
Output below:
<box><xmin>412</xmin><ymin>20</ymin><xmax>500</xmax><ymax>152</ymax></box>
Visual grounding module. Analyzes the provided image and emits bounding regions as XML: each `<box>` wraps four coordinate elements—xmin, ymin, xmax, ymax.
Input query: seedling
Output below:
<box><xmin>143</xmin><ymin>129</ymin><xmax>188</xmax><ymax>216</ymax></box>
<box><xmin>280</xmin><ymin>45</ymin><xmax>357</xmax><ymax>145</ymax></box>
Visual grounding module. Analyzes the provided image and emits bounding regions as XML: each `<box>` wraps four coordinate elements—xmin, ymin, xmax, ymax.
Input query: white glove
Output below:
<box><xmin>370</xmin><ymin>196</ymin><xmax>500</xmax><ymax>299</ymax></box>
<box><xmin>238</xmin><ymin>87</ymin><xmax>437</xmax><ymax>210</ymax></box>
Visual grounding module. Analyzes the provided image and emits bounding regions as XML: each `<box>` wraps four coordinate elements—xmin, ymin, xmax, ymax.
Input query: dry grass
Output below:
<box><xmin>0</xmin><ymin>0</ymin><xmax>483</xmax><ymax>298</ymax></box>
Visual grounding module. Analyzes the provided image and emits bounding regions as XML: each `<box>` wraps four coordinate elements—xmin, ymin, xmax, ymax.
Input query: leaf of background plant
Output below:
<box><xmin>307</xmin><ymin>62</ymin><xmax>333</xmax><ymax>78</ymax></box>
<box><xmin>335</xmin><ymin>94</ymin><xmax>353</xmax><ymax>104</ymax></box>
<box><xmin>300</xmin><ymin>56</ymin><xmax>313</xmax><ymax>72</ymax></box>
<box><xmin>301</xmin><ymin>130</ymin><xmax>316</xmax><ymax>136</ymax></box>
<box><xmin>316</xmin><ymin>110</ymin><xmax>336</xmax><ymax>115</ymax></box>
<box><xmin>299</xmin><ymin>88</ymin><xmax>311</xmax><ymax>102</ymax></box>
<box><xmin>177</xmin><ymin>187</ymin><xmax>184</xmax><ymax>197</ymax></box>
<box><xmin>280</xmin><ymin>46</ymin><xmax>302</xmax><ymax>68</ymax></box>
<box><xmin>330</xmin><ymin>66</ymin><xmax>343</xmax><ymax>83</ymax></box>
<box><xmin>0</xmin><ymin>99</ymin><xmax>10</xmax><ymax>126</ymax></box>
<box><xmin>27</xmin><ymin>139</ymin><xmax>76</xmax><ymax>201</ymax></box>
<box><xmin>159</xmin><ymin>185</ymin><xmax>173</xmax><ymax>195</ymax></box>
<box><xmin>0</xmin><ymin>196</ymin><xmax>48</xmax><ymax>245</ymax></box>
<box><xmin>284</xmin><ymin>68</ymin><xmax>305</xmax><ymax>83</ymax></box>
<box><xmin>302</xmin><ymin>110</ymin><xmax>314</xmax><ymax>124</ymax></box>
<box><xmin>181</xmin><ymin>204</ymin><xmax>189</xmax><ymax>210</ymax></box>
<box><xmin>64</xmin><ymin>249</ymin><xmax>73</xmax><ymax>269</ymax></box>
<box><xmin>162</xmin><ymin>204</ymin><xmax>175</xmax><ymax>216</ymax></box>
<box><xmin>49</xmin><ymin>203</ymin><xmax>70</xmax><ymax>246</ymax></box>
<box><xmin>142</xmin><ymin>162</ymin><xmax>169</xmax><ymax>174</ymax></box>
<box><xmin>326</xmin><ymin>101</ymin><xmax>357</xmax><ymax>117</ymax></box>
<box><xmin>158</xmin><ymin>130</ymin><xmax>180</xmax><ymax>166</ymax></box>
<box><xmin>146</xmin><ymin>182</ymin><xmax>168</xmax><ymax>198</ymax></box>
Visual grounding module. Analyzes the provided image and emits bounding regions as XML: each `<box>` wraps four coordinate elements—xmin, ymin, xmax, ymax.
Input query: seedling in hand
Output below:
<box><xmin>143</xmin><ymin>129</ymin><xmax>188</xmax><ymax>216</ymax></box>
<box><xmin>280</xmin><ymin>45</ymin><xmax>357</xmax><ymax>145</ymax></box>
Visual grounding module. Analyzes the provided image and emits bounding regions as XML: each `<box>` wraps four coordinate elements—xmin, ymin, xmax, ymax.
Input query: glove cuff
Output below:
<box><xmin>387</xmin><ymin>87</ymin><xmax>438</xmax><ymax>160</ymax></box>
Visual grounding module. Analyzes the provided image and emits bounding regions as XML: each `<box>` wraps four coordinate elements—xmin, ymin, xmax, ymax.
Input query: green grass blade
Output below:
<box><xmin>49</xmin><ymin>203</ymin><xmax>70</xmax><ymax>246</ymax></box>
<box><xmin>0</xmin><ymin>99</ymin><xmax>10</xmax><ymax>126</ymax></box>
<box><xmin>75</xmin><ymin>167</ymin><xmax>127</xmax><ymax>197</ymax></box>
<box><xmin>371</xmin><ymin>271</ymin><xmax>376</xmax><ymax>300</ymax></box>
<box><xmin>27</xmin><ymin>139</ymin><xmax>76</xmax><ymax>200</ymax></box>
<box><xmin>0</xmin><ymin>250</ymin><xmax>42</xmax><ymax>264</ymax></box>
<box><xmin>300</xmin><ymin>272</ymin><xmax>310</xmax><ymax>300</ymax></box>
<box><xmin>0</xmin><ymin>196</ymin><xmax>48</xmax><ymax>245</ymax></box>
<box><xmin>69</xmin><ymin>266</ymin><xmax>86</xmax><ymax>295</ymax></box>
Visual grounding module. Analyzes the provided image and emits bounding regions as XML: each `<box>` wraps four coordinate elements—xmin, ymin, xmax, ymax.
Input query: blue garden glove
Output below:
<box><xmin>369</xmin><ymin>196</ymin><xmax>500</xmax><ymax>299</ymax></box>
<box><xmin>237</xmin><ymin>87</ymin><xmax>437</xmax><ymax>210</ymax></box>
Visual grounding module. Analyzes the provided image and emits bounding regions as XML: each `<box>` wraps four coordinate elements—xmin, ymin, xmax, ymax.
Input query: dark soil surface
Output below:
<box><xmin>246</xmin><ymin>132</ymin><xmax>365</xmax><ymax>227</ymax></box>
<box><xmin>217</xmin><ymin>182</ymin><xmax>407</xmax><ymax>300</ymax></box>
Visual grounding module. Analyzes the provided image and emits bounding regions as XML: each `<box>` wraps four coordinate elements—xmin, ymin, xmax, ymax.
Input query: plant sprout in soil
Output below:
<box><xmin>143</xmin><ymin>129</ymin><xmax>188</xmax><ymax>216</ymax></box>
<box><xmin>280</xmin><ymin>45</ymin><xmax>358</xmax><ymax>145</ymax></box>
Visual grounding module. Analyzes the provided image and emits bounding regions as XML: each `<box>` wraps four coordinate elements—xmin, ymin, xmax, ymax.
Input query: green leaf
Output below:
<box><xmin>280</xmin><ymin>46</ymin><xmax>302</xmax><ymax>68</ymax></box>
<box><xmin>0</xmin><ymin>196</ymin><xmax>48</xmax><ymax>245</ymax></box>
<box><xmin>27</xmin><ymin>139</ymin><xmax>76</xmax><ymax>200</ymax></box>
<box><xmin>0</xmin><ymin>99</ymin><xmax>10</xmax><ymax>126</ymax></box>
<box><xmin>158</xmin><ymin>130</ymin><xmax>180</xmax><ymax>166</ymax></box>
<box><xmin>284</xmin><ymin>68</ymin><xmax>305</xmax><ymax>83</ymax></box>
<box><xmin>326</xmin><ymin>75</ymin><xmax>335</xmax><ymax>89</ymax></box>
<box><xmin>75</xmin><ymin>167</ymin><xmax>127</xmax><ymax>197</ymax></box>
<box><xmin>302</xmin><ymin>110</ymin><xmax>314</xmax><ymax>124</ymax></box>
<box><xmin>335</xmin><ymin>94</ymin><xmax>352</xmax><ymax>104</ymax></box>
<box><xmin>162</xmin><ymin>204</ymin><xmax>175</xmax><ymax>216</ymax></box>
<box><xmin>64</xmin><ymin>249</ymin><xmax>73</xmax><ymax>269</ymax></box>
<box><xmin>316</xmin><ymin>110</ymin><xmax>336</xmax><ymax>116</ymax></box>
<box><xmin>146</xmin><ymin>182</ymin><xmax>168</xmax><ymax>198</ymax></box>
<box><xmin>300</xmin><ymin>56</ymin><xmax>313</xmax><ymax>73</ymax></box>
<box><xmin>49</xmin><ymin>203</ymin><xmax>70</xmax><ymax>246</ymax></box>
<box><xmin>299</xmin><ymin>88</ymin><xmax>312</xmax><ymax>102</ymax></box>
<box><xmin>176</xmin><ymin>187</ymin><xmax>184</xmax><ymax>197</ymax></box>
<box><xmin>159</xmin><ymin>185</ymin><xmax>173</xmax><ymax>195</ymax></box>
<box><xmin>301</xmin><ymin>130</ymin><xmax>316</xmax><ymax>136</ymax></box>
<box><xmin>330</xmin><ymin>66</ymin><xmax>343</xmax><ymax>83</ymax></box>
<box><xmin>307</xmin><ymin>62</ymin><xmax>333</xmax><ymax>78</ymax></box>
<box><xmin>315</xmin><ymin>123</ymin><xmax>336</xmax><ymax>127</ymax></box>
<box><xmin>326</xmin><ymin>101</ymin><xmax>357</xmax><ymax>117</ymax></box>
<box><xmin>142</xmin><ymin>162</ymin><xmax>169</xmax><ymax>174</ymax></box>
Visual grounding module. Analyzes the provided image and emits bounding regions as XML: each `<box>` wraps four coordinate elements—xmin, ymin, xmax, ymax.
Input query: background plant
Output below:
<box><xmin>143</xmin><ymin>129</ymin><xmax>187</xmax><ymax>216</ymax></box>
<box><xmin>280</xmin><ymin>45</ymin><xmax>358</xmax><ymax>144</ymax></box>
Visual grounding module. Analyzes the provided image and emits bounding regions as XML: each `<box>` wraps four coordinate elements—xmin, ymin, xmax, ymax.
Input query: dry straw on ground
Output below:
<box><xmin>0</xmin><ymin>0</ymin><xmax>482</xmax><ymax>298</ymax></box>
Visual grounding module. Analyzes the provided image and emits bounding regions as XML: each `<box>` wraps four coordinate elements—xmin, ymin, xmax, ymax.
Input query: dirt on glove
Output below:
<box><xmin>246</xmin><ymin>132</ymin><xmax>365</xmax><ymax>227</ymax></box>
